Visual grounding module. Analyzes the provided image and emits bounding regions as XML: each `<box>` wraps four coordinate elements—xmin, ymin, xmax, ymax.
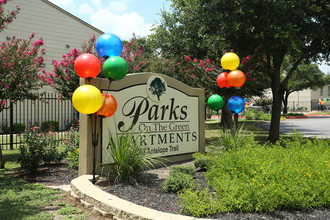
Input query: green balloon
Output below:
<box><xmin>208</xmin><ymin>95</ymin><xmax>224</xmax><ymax>111</ymax></box>
<box><xmin>103</xmin><ymin>56</ymin><xmax>128</xmax><ymax>80</ymax></box>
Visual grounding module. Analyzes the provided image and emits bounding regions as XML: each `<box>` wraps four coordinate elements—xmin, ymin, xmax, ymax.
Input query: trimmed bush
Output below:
<box><xmin>163</xmin><ymin>172</ymin><xmax>195</xmax><ymax>193</ymax></box>
<box><xmin>193</xmin><ymin>153</ymin><xmax>211</xmax><ymax>170</ymax></box>
<box><xmin>254</xmin><ymin>110</ymin><xmax>264</xmax><ymax>120</ymax></box>
<box><xmin>41</xmin><ymin>121</ymin><xmax>59</xmax><ymax>132</ymax></box>
<box><xmin>244</xmin><ymin>109</ymin><xmax>255</xmax><ymax>120</ymax></box>
<box><xmin>170</xmin><ymin>165</ymin><xmax>196</xmax><ymax>176</ymax></box>
<box><xmin>0</xmin><ymin>122</ymin><xmax>26</xmax><ymax>134</ymax></box>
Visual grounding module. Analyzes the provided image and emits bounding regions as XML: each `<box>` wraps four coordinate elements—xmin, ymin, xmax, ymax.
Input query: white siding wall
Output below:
<box><xmin>287</xmin><ymin>89</ymin><xmax>311</xmax><ymax>111</ymax></box>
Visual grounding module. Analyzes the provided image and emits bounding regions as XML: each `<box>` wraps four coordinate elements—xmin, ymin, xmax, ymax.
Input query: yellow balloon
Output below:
<box><xmin>245</xmin><ymin>105</ymin><xmax>248</xmax><ymax>109</ymax></box>
<box><xmin>72</xmin><ymin>85</ymin><xmax>103</xmax><ymax>114</ymax></box>
<box><xmin>221</xmin><ymin>52</ymin><xmax>240</xmax><ymax>70</ymax></box>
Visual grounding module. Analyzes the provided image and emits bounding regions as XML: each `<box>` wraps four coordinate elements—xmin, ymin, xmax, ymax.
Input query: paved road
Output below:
<box><xmin>257</xmin><ymin>117</ymin><xmax>330</xmax><ymax>138</ymax></box>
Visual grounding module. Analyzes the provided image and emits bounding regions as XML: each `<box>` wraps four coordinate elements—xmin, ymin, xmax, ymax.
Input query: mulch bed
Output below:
<box><xmin>7</xmin><ymin>161</ymin><xmax>78</xmax><ymax>186</ymax></box>
<box><xmin>8</xmin><ymin>161</ymin><xmax>330</xmax><ymax>220</ymax></box>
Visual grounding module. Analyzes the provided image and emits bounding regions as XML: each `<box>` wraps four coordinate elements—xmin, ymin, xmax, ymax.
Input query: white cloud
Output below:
<box><xmin>107</xmin><ymin>1</ymin><xmax>128</xmax><ymax>14</ymax></box>
<box><xmin>91</xmin><ymin>10</ymin><xmax>153</xmax><ymax>40</ymax></box>
<box><xmin>90</xmin><ymin>0</ymin><xmax>102</xmax><ymax>9</ymax></box>
<box><xmin>48</xmin><ymin>0</ymin><xmax>75</xmax><ymax>8</ymax></box>
<box><xmin>78</xmin><ymin>3</ymin><xmax>95</xmax><ymax>15</ymax></box>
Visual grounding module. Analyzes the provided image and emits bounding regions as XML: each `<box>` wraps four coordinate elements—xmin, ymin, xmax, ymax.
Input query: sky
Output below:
<box><xmin>48</xmin><ymin>0</ymin><xmax>171</xmax><ymax>40</ymax></box>
<box><xmin>48</xmin><ymin>0</ymin><xmax>329</xmax><ymax>74</ymax></box>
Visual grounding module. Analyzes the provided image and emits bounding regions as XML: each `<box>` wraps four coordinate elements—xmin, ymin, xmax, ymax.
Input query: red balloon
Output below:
<box><xmin>96</xmin><ymin>93</ymin><xmax>117</xmax><ymax>118</ymax></box>
<box><xmin>74</xmin><ymin>53</ymin><xmax>101</xmax><ymax>79</ymax></box>
<box><xmin>216</xmin><ymin>72</ymin><xmax>230</xmax><ymax>88</ymax></box>
<box><xmin>227</xmin><ymin>70</ymin><xmax>246</xmax><ymax>87</ymax></box>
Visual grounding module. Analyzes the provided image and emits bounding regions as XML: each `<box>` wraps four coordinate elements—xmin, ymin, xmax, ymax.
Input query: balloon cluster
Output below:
<box><xmin>318</xmin><ymin>98</ymin><xmax>325</xmax><ymax>106</ymax></box>
<box><xmin>72</xmin><ymin>33</ymin><xmax>127</xmax><ymax>117</ymax></box>
<box><xmin>244</xmin><ymin>98</ymin><xmax>249</xmax><ymax>109</ymax></box>
<box><xmin>207</xmin><ymin>52</ymin><xmax>247</xmax><ymax>114</ymax></box>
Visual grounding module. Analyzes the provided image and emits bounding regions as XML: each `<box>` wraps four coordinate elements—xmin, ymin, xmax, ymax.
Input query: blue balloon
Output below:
<box><xmin>318</xmin><ymin>103</ymin><xmax>321</xmax><ymax>106</ymax></box>
<box><xmin>96</xmin><ymin>33</ymin><xmax>123</xmax><ymax>59</ymax></box>
<box><xmin>227</xmin><ymin>96</ymin><xmax>245</xmax><ymax>114</ymax></box>
<box><xmin>243</xmin><ymin>98</ymin><xmax>248</xmax><ymax>102</ymax></box>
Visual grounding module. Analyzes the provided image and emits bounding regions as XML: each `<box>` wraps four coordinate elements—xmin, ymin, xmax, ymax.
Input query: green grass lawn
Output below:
<box><xmin>308</xmin><ymin>111</ymin><xmax>330</xmax><ymax>115</ymax></box>
<box><xmin>0</xmin><ymin>149</ymin><xmax>60</xmax><ymax>220</ymax></box>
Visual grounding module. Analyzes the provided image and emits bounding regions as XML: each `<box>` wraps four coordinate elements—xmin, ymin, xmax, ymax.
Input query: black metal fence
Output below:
<box><xmin>0</xmin><ymin>93</ymin><xmax>76</xmax><ymax>150</ymax></box>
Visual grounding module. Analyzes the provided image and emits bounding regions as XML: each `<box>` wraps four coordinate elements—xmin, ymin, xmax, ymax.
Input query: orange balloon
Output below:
<box><xmin>321</xmin><ymin>101</ymin><xmax>324</xmax><ymax>106</ymax></box>
<box><xmin>216</xmin><ymin>72</ymin><xmax>231</xmax><ymax>88</ymax></box>
<box><xmin>74</xmin><ymin>53</ymin><xmax>101</xmax><ymax>79</ymax></box>
<box><xmin>97</xmin><ymin>93</ymin><xmax>117</xmax><ymax>118</ymax></box>
<box><xmin>227</xmin><ymin>70</ymin><xmax>246</xmax><ymax>87</ymax></box>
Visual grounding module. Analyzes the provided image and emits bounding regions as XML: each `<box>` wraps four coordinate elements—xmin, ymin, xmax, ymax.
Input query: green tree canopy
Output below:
<box><xmin>282</xmin><ymin>63</ymin><xmax>328</xmax><ymax>113</ymax></box>
<box><xmin>152</xmin><ymin>0</ymin><xmax>330</xmax><ymax>141</ymax></box>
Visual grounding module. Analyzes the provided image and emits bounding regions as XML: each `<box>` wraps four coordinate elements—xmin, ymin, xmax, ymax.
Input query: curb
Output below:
<box><xmin>70</xmin><ymin>175</ymin><xmax>204</xmax><ymax>220</ymax></box>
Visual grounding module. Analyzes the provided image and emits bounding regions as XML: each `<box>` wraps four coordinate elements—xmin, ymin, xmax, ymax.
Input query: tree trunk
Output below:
<box><xmin>0</xmin><ymin>147</ymin><xmax>4</xmax><ymax>169</ymax></box>
<box><xmin>282</xmin><ymin>92</ymin><xmax>290</xmax><ymax>114</ymax></box>
<box><xmin>221</xmin><ymin>105</ymin><xmax>233</xmax><ymax>129</ymax></box>
<box><xmin>268</xmin><ymin>74</ymin><xmax>283</xmax><ymax>142</ymax></box>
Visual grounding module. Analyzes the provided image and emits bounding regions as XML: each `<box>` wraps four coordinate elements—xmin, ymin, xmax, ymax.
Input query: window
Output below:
<box><xmin>320</xmin><ymin>87</ymin><xmax>323</xmax><ymax>96</ymax></box>
<box><xmin>328</xmin><ymin>86</ymin><xmax>330</xmax><ymax>96</ymax></box>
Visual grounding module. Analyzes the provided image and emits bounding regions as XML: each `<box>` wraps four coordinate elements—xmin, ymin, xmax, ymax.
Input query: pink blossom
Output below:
<box><xmin>193</xmin><ymin>58</ymin><xmax>198</xmax><ymax>63</ymax></box>
<box><xmin>1</xmin><ymin>101</ymin><xmax>6</xmax><ymax>106</ymax></box>
<box><xmin>205</xmin><ymin>67</ymin><xmax>213</xmax><ymax>72</ymax></box>
<box><xmin>184</xmin><ymin>55</ymin><xmax>191</xmax><ymax>62</ymax></box>
<box><xmin>246</xmin><ymin>72</ymin><xmax>251</xmax><ymax>76</ymax></box>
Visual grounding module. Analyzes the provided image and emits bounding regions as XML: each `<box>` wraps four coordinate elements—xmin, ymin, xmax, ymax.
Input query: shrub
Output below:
<box><xmin>18</xmin><ymin>127</ymin><xmax>64</xmax><ymax>173</ymax></box>
<box><xmin>41</xmin><ymin>121</ymin><xmax>59</xmax><ymax>132</ymax></box>
<box><xmin>193</xmin><ymin>153</ymin><xmax>211</xmax><ymax>170</ymax></box>
<box><xmin>13</xmin><ymin>123</ymin><xmax>26</xmax><ymax>133</ymax></box>
<box><xmin>178</xmin><ymin>135</ymin><xmax>330</xmax><ymax>216</ymax></box>
<box><xmin>259</xmin><ymin>114</ymin><xmax>271</xmax><ymax>121</ymax></box>
<box><xmin>163</xmin><ymin>172</ymin><xmax>195</xmax><ymax>193</ymax></box>
<box><xmin>0</xmin><ymin>122</ymin><xmax>26</xmax><ymax>134</ymax></box>
<box><xmin>254</xmin><ymin>110</ymin><xmax>264</xmax><ymax>120</ymax></box>
<box><xmin>244</xmin><ymin>109</ymin><xmax>255</xmax><ymax>120</ymax></box>
<box><xmin>64</xmin><ymin>118</ymin><xmax>79</xmax><ymax>130</ymax></box>
<box><xmin>66</xmin><ymin>147</ymin><xmax>79</xmax><ymax>169</ymax></box>
<box><xmin>218</xmin><ymin>126</ymin><xmax>255</xmax><ymax>151</ymax></box>
<box><xmin>170</xmin><ymin>165</ymin><xmax>196</xmax><ymax>176</ymax></box>
<box><xmin>62</xmin><ymin>127</ymin><xmax>79</xmax><ymax>153</ymax></box>
<box><xmin>62</xmin><ymin>127</ymin><xmax>79</xmax><ymax>168</ymax></box>
<box><xmin>107</xmin><ymin>129</ymin><xmax>164</xmax><ymax>183</ymax></box>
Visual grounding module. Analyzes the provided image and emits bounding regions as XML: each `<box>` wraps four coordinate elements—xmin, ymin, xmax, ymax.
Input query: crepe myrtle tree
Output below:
<box><xmin>0</xmin><ymin>0</ymin><xmax>45</xmax><ymax>169</ymax></box>
<box><xmin>0</xmin><ymin>33</ymin><xmax>45</xmax><ymax>112</ymax></box>
<box><xmin>157</xmin><ymin>51</ymin><xmax>269</xmax><ymax>129</ymax></box>
<box><xmin>0</xmin><ymin>0</ymin><xmax>20</xmax><ymax>168</ymax></box>
<box><xmin>43</xmin><ymin>33</ymin><xmax>150</xmax><ymax>101</ymax></box>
